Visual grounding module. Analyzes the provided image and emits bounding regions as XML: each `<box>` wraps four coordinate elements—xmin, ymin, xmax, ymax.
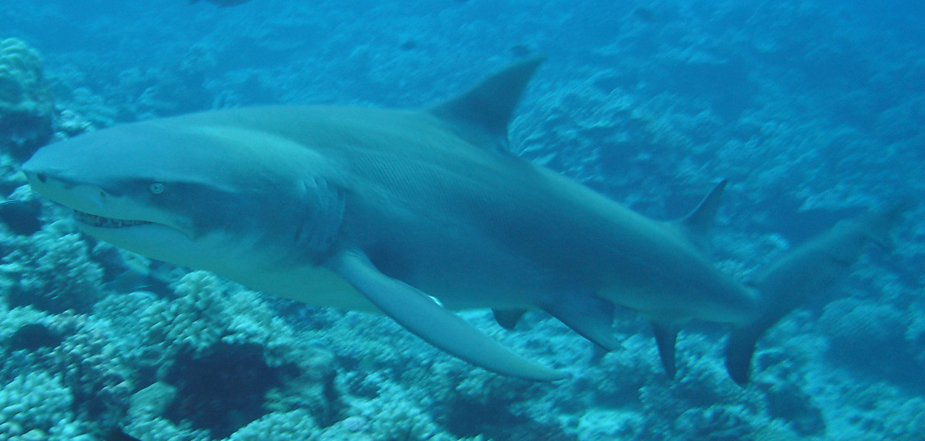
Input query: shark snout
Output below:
<box><xmin>21</xmin><ymin>163</ymin><xmax>110</xmax><ymax>215</ymax></box>
<box><xmin>21</xmin><ymin>170</ymin><xmax>58</xmax><ymax>194</ymax></box>
<box><xmin>22</xmin><ymin>155</ymin><xmax>64</xmax><ymax>188</ymax></box>
<box><xmin>23</xmin><ymin>170</ymin><xmax>48</xmax><ymax>184</ymax></box>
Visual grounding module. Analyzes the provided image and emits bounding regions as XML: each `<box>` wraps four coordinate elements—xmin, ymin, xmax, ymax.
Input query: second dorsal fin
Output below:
<box><xmin>673</xmin><ymin>179</ymin><xmax>728</xmax><ymax>252</ymax></box>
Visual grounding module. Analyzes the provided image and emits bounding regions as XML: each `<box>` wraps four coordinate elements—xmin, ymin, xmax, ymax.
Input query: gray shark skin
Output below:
<box><xmin>21</xmin><ymin>57</ymin><xmax>906</xmax><ymax>383</ymax></box>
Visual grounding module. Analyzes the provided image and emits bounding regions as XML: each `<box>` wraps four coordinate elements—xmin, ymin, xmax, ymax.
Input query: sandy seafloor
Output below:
<box><xmin>0</xmin><ymin>0</ymin><xmax>924</xmax><ymax>440</ymax></box>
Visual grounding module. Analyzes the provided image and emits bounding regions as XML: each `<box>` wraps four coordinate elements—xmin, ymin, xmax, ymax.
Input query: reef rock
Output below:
<box><xmin>0</xmin><ymin>38</ymin><xmax>53</xmax><ymax>161</ymax></box>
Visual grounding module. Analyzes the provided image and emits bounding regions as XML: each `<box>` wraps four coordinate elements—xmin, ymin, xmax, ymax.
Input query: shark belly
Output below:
<box><xmin>228</xmin><ymin>264</ymin><xmax>378</xmax><ymax>312</ymax></box>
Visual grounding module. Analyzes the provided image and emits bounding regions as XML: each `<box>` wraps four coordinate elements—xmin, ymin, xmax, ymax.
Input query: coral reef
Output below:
<box><xmin>0</xmin><ymin>371</ymin><xmax>90</xmax><ymax>440</ymax></box>
<box><xmin>819</xmin><ymin>298</ymin><xmax>916</xmax><ymax>381</ymax></box>
<box><xmin>0</xmin><ymin>0</ymin><xmax>922</xmax><ymax>439</ymax></box>
<box><xmin>225</xmin><ymin>409</ymin><xmax>319</xmax><ymax>441</ymax></box>
<box><xmin>0</xmin><ymin>38</ymin><xmax>53</xmax><ymax>160</ymax></box>
<box><xmin>0</xmin><ymin>220</ymin><xmax>103</xmax><ymax>313</ymax></box>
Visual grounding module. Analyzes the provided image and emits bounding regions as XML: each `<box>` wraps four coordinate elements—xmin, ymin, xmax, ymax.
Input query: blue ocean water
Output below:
<box><xmin>0</xmin><ymin>0</ymin><xmax>923</xmax><ymax>440</ymax></box>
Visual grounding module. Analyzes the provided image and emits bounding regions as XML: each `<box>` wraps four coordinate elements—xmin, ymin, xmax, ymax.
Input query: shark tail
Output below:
<box><xmin>725</xmin><ymin>200</ymin><xmax>912</xmax><ymax>385</ymax></box>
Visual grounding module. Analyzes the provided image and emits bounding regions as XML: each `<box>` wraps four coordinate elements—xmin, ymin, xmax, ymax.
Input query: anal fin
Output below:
<box><xmin>492</xmin><ymin>309</ymin><xmax>527</xmax><ymax>330</ymax></box>
<box><xmin>651</xmin><ymin>322</ymin><xmax>679</xmax><ymax>379</ymax></box>
<box><xmin>330</xmin><ymin>250</ymin><xmax>564</xmax><ymax>381</ymax></box>
<box><xmin>724</xmin><ymin>325</ymin><xmax>763</xmax><ymax>386</ymax></box>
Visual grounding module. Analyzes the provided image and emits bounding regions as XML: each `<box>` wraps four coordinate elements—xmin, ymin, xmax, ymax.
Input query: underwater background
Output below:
<box><xmin>1</xmin><ymin>0</ymin><xmax>923</xmax><ymax>439</ymax></box>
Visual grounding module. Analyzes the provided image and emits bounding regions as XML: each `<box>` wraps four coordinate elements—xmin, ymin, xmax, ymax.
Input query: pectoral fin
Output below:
<box><xmin>329</xmin><ymin>250</ymin><xmax>565</xmax><ymax>381</ymax></box>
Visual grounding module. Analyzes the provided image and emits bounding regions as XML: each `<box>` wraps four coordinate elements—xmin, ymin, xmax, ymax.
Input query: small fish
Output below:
<box><xmin>102</xmin><ymin>269</ymin><xmax>153</xmax><ymax>294</ymax></box>
<box><xmin>632</xmin><ymin>7</ymin><xmax>659</xmax><ymax>23</ymax></box>
<box><xmin>8</xmin><ymin>323</ymin><xmax>64</xmax><ymax>351</ymax></box>
<box><xmin>0</xmin><ymin>199</ymin><xmax>43</xmax><ymax>236</ymax></box>
<box><xmin>105</xmin><ymin>429</ymin><xmax>141</xmax><ymax>441</ymax></box>
<box><xmin>189</xmin><ymin>0</ymin><xmax>253</xmax><ymax>7</ymax></box>
<box><xmin>101</xmin><ymin>269</ymin><xmax>172</xmax><ymax>297</ymax></box>
<box><xmin>510</xmin><ymin>44</ymin><xmax>532</xmax><ymax>58</ymax></box>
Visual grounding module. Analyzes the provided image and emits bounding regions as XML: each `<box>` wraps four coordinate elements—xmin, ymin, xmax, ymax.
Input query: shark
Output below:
<box><xmin>21</xmin><ymin>57</ymin><xmax>907</xmax><ymax>383</ymax></box>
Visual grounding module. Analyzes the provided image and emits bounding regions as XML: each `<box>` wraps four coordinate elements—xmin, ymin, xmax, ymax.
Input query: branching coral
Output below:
<box><xmin>141</xmin><ymin>271</ymin><xmax>228</xmax><ymax>354</ymax></box>
<box><xmin>0</xmin><ymin>38</ymin><xmax>53</xmax><ymax>160</ymax></box>
<box><xmin>819</xmin><ymin>298</ymin><xmax>914</xmax><ymax>379</ymax></box>
<box><xmin>91</xmin><ymin>270</ymin><xmax>341</xmax><ymax>437</ymax></box>
<box><xmin>53</xmin><ymin>316</ymin><xmax>134</xmax><ymax>424</ymax></box>
<box><xmin>123</xmin><ymin>415</ymin><xmax>209</xmax><ymax>441</ymax></box>
<box><xmin>0</xmin><ymin>39</ymin><xmax>46</xmax><ymax>107</ymax></box>
<box><xmin>132</xmin><ymin>271</ymin><xmax>296</xmax><ymax>362</ymax></box>
<box><xmin>674</xmin><ymin>404</ymin><xmax>757</xmax><ymax>441</ymax></box>
<box><xmin>226</xmin><ymin>409</ymin><xmax>319</xmax><ymax>441</ymax></box>
<box><xmin>0</xmin><ymin>221</ymin><xmax>103</xmax><ymax>313</ymax></box>
<box><xmin>166</xmin><ymin>342</ymin><xmax>284</xmax><ymax>438</ymax></box>
<box><xmin>0</xmin><ymin>371</ymin><xmax>83</xmax><ymax>438</ymax></box>
<box><xmin>333</xmin><ymin>380</ymin><xmax>452</xmax><ymax>441</ymax></box>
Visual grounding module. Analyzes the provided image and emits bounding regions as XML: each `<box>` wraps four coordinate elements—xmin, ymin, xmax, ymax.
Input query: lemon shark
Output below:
<box><xmin>21</xmin><ymin>57</ymin><xmax>907</xmax><ymax>383</ymax></box>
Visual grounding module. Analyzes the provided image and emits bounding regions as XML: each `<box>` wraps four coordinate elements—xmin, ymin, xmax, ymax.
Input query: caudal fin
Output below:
<box><xmin>725</xmin><ymin>200</ymin><xmax>912</xmax><ymax>385</ymax></box>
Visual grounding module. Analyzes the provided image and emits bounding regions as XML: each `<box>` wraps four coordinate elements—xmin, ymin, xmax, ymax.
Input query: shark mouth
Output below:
<box><xmin>73</xmin><ymin>210</ymin><xmax>152</xmax><ymax>228</ymax></box>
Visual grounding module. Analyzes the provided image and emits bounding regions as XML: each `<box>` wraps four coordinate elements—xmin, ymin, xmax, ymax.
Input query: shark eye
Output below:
<box><xmin>149</xmin><ymin>182</ymin><xmax>165</xmax><ymax>195</ymax></box>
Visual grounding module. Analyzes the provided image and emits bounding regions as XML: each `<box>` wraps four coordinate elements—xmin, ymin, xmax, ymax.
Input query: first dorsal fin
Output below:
<box><xmin>429</xmin><ymin>56</ymin><xmax>545</xmax><ymax>147</ymax></box>
<box><xmin>673</xmin><ymin>179</ymin><xmax>728</xmax><ymax>251</ymax></box>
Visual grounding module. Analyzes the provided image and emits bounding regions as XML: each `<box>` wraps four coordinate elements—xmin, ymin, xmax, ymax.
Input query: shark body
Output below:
<box><xmin>22</xmin><ymin>58</ymin><xmax>905</xmax><ymax>383</ymax></box>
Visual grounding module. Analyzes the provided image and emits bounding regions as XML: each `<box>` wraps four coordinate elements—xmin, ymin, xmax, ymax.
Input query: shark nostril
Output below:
<box><xmin>35</xmin><ymin>173</ymin><xmax>48</xmax><ymax>184</ymax></box>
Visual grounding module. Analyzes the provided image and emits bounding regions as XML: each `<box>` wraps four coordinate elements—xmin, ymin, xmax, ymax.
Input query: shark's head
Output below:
<box><xmin>22</xmin><ymin>118</ymin><xmax>345</xmax><ymax>272</ymax></box>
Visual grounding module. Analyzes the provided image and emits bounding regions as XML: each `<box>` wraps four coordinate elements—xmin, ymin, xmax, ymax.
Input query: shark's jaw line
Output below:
<box><xmin>72</xmin><ymin>209</ymin><xmax>153</xmax><ymax>228</ymax></box>
<box><xmin>70</xmin><ymin>206</ymin><xmax>198</xmax><ymax>243</ymax></box>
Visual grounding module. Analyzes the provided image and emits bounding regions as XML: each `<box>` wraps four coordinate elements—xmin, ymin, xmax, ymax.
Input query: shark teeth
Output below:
<box><xmin>73</xmin><ymin>210</ymin><xmax>151</xmax><ymax>228</ymax></box>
